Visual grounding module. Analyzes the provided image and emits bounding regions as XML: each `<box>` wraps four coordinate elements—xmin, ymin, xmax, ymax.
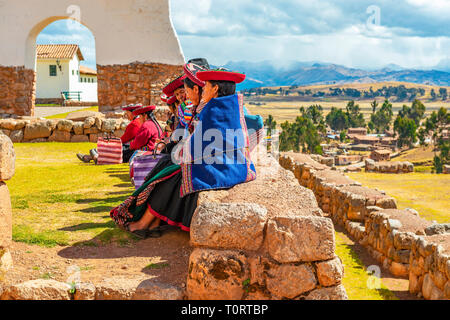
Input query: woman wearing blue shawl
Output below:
<box><xmin>110</xmin><ymin>63</ymin><xmax>256</xmax><ymax>239</ymax></box>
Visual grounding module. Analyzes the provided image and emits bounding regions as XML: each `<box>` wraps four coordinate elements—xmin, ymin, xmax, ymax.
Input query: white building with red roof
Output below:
<box><xmin>36</xmin><ymin>44</ymin><xmax>97</xmax><ymax>103</ymax></box>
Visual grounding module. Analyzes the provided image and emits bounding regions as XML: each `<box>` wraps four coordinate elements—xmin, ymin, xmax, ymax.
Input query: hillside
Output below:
<box><xmin>226</xmin><ymin>61</ymin><xmax>450</xmax><ymax>90</ymax></box>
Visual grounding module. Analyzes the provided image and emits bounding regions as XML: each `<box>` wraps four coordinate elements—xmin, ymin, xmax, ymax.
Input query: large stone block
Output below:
<box><xmin>266</xmin><ymin>216</ymin><xmax>335</xmax><ymax>263</ymax></box>
<box><xmin>190</xmin><ymin>202</ymin><xmax>268</xmax><ymax>251</ymax></box>
<box><xmin>316</xmin><ymin>257</ymin><xmax>344</xmax><ymax>287</ymax></box>
<box><xmin>0</xmin><ymin>134</ymin><xmax>15</xmax><ymax>181</ymax></box>
<box><xmin>422</xmin><ymin>273</ymin><xmax>445</xmax><ymax>300</ymax></box>
<box><xmin>71</xmin><ymin>135</ymin><xmax>90</xmax><ymax>143</ymax></box>
<box><xmin>48</xmin><ymin>130</ymin><xmax>71</xmax><ymax>143</ymax></box>
<box><xmin>187</xmin><ymin>249</ymin><xmax>249</xmax><ymax>300</ymax></box>
<box><xmin>265</xmin><ymin>264</ymin><xmax>317</xmax><ymax>299</ymax></box>
<box><xmin>23</xmin><ymin>121</ymin><xmax>53</xmax><ymax>140</ymax></box>
<box><xmin>1</xmin><ymin>280</ymin><xmax>71</xmax><ymax>300</ymax></box>
<box><xmin>0</xmin><ymin>182</ymin><xmax>12</xmax><ymax>248</ymax></box>
<box><xmin>56</xmin><ymin>119</ymin><xmax>74</xmax><ymax>132</ymax></box>
<box><xmin>305</xmin><ymin>284</ymin><xmax>348</xmax><ymax>300</ymax></box>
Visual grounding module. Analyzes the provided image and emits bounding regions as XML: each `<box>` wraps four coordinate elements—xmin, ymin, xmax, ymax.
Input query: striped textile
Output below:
<box><xmin>97</xmin><ymin>137</ymin><xmax>123</xmax><ymax>165</ymax></box>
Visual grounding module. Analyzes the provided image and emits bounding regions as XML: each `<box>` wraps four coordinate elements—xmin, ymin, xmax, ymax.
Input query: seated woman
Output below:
<box><xmin>129</xmin><ymin>105</ymin><xmax>164</xmax><ymax>152</ymax></box>
<box><xmin>77</xmin><ymin>104</ymin><xmax>142</xmax><ymax>164</ymax></box>
<box><xmin>110</xmin><ymin>63</ymin><xmax>256</xmax><ymax>239</ymax></box>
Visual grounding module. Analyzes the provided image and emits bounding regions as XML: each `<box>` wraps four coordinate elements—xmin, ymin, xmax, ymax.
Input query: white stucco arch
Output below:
<box><xmin>0</xmin><ymin>0</ymin><xmax>185</xmax><ymax>116</ymax></box>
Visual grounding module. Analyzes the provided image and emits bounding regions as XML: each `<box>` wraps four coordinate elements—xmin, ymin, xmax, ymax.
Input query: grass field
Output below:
<box><xmin>8</xmin><ymin>143</ymin><xmax>136</xmax><ymax>247</ymax></box>
<box><xmin>6</xmin><ymin>143</ymin><xmax>406</xmax><ymax>299</ymax></box>
<box><xmin>246</xmin><ymin>100</ymin><xmax>450</xmax><ymax>124</ymax></box>
<box><xmin>347</xmin><ymin>171</ymin><xmax>450</xmax><ymax>224</ymax></box>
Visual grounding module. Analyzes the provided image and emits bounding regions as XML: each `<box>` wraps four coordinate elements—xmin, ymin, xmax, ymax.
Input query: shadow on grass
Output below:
<box><xmin>58</xmin><ymin>221</ymin><xmax>116</xmax><ymax>232</ymax></box>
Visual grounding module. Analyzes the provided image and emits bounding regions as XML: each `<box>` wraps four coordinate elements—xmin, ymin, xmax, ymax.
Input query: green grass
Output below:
<box><xmin>8</xmin><ymin>142</ymin><xmax>136</xmax><ymax>247</ymax></box>
<box><xmin>144</xmin><ymin>262</ymin><xmax>170</xmax><ymax>270</ymax></box>
<box><xmin>347</xmin><ymin>172</ymin><xmax>450</xmax><ymax>223</ymax></box>
<box><xmin>45</xmin><ymin>106</ymin><xmax>99</xmax><ymax>119</ymax></box>
<box><xmin>335</xmin><ymin>232</ymin><xmax>398</xmax><ymax>300</ymax></box>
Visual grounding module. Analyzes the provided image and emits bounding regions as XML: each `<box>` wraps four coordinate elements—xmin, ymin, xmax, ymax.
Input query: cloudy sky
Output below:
<box><xmin>37</xmin><ymin>0</ymin><xmax>450</xmax><ymax>70</ymax></box>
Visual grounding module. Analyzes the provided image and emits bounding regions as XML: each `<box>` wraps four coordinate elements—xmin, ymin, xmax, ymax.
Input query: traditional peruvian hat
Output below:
<box><xmin>132</xmin><ymin>105</ymin><xmax>157</xmax><ymax>117</ymax></box>
<box><xmin>122</xmin><ymin>104</ymin><xmax>142</xmax><ymax>112</ymax></box>
<box><xmin>160</xmin><ymin>94</ymin><xmax>178</xmax><ymax>105</ymax></box>
<box><xmin>183</xmin><ymin>63</ymin><xmax>207</xmax><ymax>87</ymax></box>
<box><xmin>162</xmin><ymin>75</ymin><xmax>187</xmax><ymax>96</ymax></box>
<box><xmin>196</xmin><ymin>68</ymin><xmax>246</xmax><ymax>84</ymax></box>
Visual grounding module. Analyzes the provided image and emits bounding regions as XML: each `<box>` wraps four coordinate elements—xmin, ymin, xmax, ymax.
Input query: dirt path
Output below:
<box><xmin>4</xmin><ymin>226</ymin><xmax>191</xmax><ymax>289</ymax></box>
<box><xmin>335</xmin><ymin>224</ymin><xmax>419</xmax><ymax>300</ymax></box>
<box><xmin>34</xmin><ymin>106</ymin><xmax>92</xmax><ymax>118</ymax></box>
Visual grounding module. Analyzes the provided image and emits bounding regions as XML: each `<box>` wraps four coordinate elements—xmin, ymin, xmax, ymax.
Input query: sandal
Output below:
<box><xmin>77</xmin><ymin>153</ymin><xmax>92</xmax><ymax>163</ymax></box>
<box><xmin>147</xmin><ymin>226</ymin><xmax>163</xmax><ymax>238</ymax></box>
<box><xmin>124</xmin><ymin>225</ymin><xmax>148</xmax><ymax>240</ymax></box>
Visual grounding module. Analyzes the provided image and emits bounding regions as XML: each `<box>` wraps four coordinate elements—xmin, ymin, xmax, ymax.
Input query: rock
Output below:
<box><xmin>266</xmin><ymin>216</ymin><xmax>335</xmax><ymax>263</ymax></box>
<box><xmin>422</xmin><ymin>273</ymin><xmax>445</xmax><ymax>300</ymax></box>
<box><xmin>305</xmin><ymin>284</ymin><xmax>348</xmax><ymax>300</ymax></box>
<box><xmin>390</xmin><ymin>261</ymin><xmax>409</xmax><ymax>277</ymax></box>
<box><xmin>266</xmin><ymin>264</ymin><xmax>317</xmax><ymax>299</ymax></box>
<box><xmin>102</xmin><ymin>119</ymin><xmax>117</xmax><ymax>132</ymax></box>
<box><xmin>96</xmin><ymin>277</ymin><xmax>183</xmax><ymax>300</ymax></box>
<box><xmin>394</xmin><ymin>232</ymin><xmax>415</xmax><ymax>250</ymax></box>
<box><xmin>388</xmin><ymin>219</ymin><xmax>402</xmax><ymax>231</ymax></box>
<box><xmin>0</xmin><ymin>183</ymin><xmax>12</xmax><ymax>248</ymax></box>
<box><xmin>95</xmin><ymin>117</ymin><xmax>103</xmax><ymax>130</ymax></box>
<box><xmin>0</xmin><ymin>134</ymin><xmax>15</xmax><ymax>181</ymax></box>
<box><xmin>0</xmin><ymin>120</ymin><xmax>18</xmax><ymax>131</ymax></box>
<box><xmin>0</xmin><ymin>129</ymin><xmax>10</xmax><ymax>137</ymax></box>
<box><xmin>187</xmin><ymin>249</ymin><xmax>248</xmax><ymax>300</ymax></box>
<box><xmin>2</xmin><ymin>280</ymin><xmax>71</xmax><ymax>300</ymax></box>
<box><xmin>114</xmin><ymin>130</ymin><xmax>125</xmax><ymax>138</ymax></box>
<box><xmin>73</xmin><ymin>282</ymin><xmax>96</xmax><ymax>300</ymax></box>
<box><xmin>23</xmin><ymin>121</ymin><xmax>53</xmax><ymax>140</ymax></box>
<box><xmin>89</xmin><ymin>134</ymin><xmax>99</xmax><ymax>143</ymax></box>
<box><xmin>409</xmin><ymin>272</ymin><xmax>423</xmax><ymax>294</ymax></box>
<box><xmin>316</xmin><ymin>257</ymin><xmax>344</xmax><ymax>287</ymax></box>
<box><xmin>431</xmin><ymin>270</ymin><xmax>447</xmax><ymax>290</ymax></box>
<box><xmin>83</xmin><ymin>117</ymin><xmax>96</xmax><ymax>129</ymax></box>
<box><xmin>444</xmin><ymin>281</ymin><xmax>450</xmax><ymax>299</ymax></box>
<box><xmin>9</xmin><ymin>130</ymin><xmax>23</xmax><ymax>143</ymax></box>
<box><xmin>376</xmin><ymin>197</ymin><xmax>397</xmax><ymax>209</ymax></box>
<box><xmin>72</xmin><ymin>122</ymin><xmax>84</xmax><ymax>135</ymax></box>
<box><xmin>425</xmin><ymin>224</ymin><xmax>450</xmax><ymax>236</ymax></box>
<box><xmin>84</xmin><ymin>127</ymin><xmax>100</xmax><ymax>135</ymax></box>
<box><xmin>71</xmin><ymin>135</ymin><xmax>89</xmax><ymax>143</ymax></box>
<box><xmin>48</xmin><ymin>130</ymin><xmax>71</xmax><ymax>143</ymax></box>
<box><xmin>0</xmin><ymin>250</ymin><xmax>13</xmax><ymax>280</ymax></box>
<box><xmin>190</xmin><ymin>203</ymin><xmax>268</xmax><ymax>251</ymax></box>
<box><xmin>56</xmin><ymin>119</ymin><xmax>74</xmax><ymax>132</ymax></box>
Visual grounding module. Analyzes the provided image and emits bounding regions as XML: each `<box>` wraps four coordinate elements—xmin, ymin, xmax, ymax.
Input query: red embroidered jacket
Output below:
<box><xmin>120</xmin><ymin>118</ymin><xmax>141</xmax><ymax>144</ymax></box>
<box><xmin>130</xmin><ymin>120</ymin><xmax>162</xmax><ymax>151</ymax></box>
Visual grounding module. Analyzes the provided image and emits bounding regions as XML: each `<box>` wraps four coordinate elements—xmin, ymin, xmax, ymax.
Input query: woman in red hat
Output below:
<box><xmin>129</xmin><ymin>105</ymin><xmax>164</xmax><ymax>152</ymax></box>
<box><xmin>76</xmin><ymin>104</ymin><xmax>143</xmax><ymax>164</ymax></box>
<box><xmin>110</xmin><ymin>64</ymin><xmax>257</xmax><ymax>240</ymax></box>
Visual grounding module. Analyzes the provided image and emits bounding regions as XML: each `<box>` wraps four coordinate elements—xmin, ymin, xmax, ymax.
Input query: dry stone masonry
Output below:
<box><xmin>0</xmin><ymin>109</ymin><xmax>171</xmax><ymax>144</ymax></box>
<box><xmin>280</xmin><ymin>152</ymin><xmax>450</xmax><ymax>300</ymax></box>
<box><xmin>0</xmin><ymin>66</ymin><xmax>36</xmax><ymax>118</ymax></box>
<box><xmin>365</xmin><ymin>159</ymin><xmax>414</xmax><ymax>174</ymax></box>
<box><xmin>0</xmin><ymin>133</ymin><xmax>15</xmax><ymax>286</ymax></box>
<box><xmin>97</xmin><ymin>63</ymin><xmax>183</xmax><ymax>113</ymax></box>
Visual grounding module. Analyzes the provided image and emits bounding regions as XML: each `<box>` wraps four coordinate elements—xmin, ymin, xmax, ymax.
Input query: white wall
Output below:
<box><xmin>0</xmin><ymin>0</ymin><xmax>185</xmax><ymax>70</ymax></box>
<box><xmin>36</xmin><ymin>58</ymin><xmax>71</xmax><ymax>99</ymax></box>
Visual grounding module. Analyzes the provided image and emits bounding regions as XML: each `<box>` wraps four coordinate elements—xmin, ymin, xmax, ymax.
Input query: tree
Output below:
<box><xmin>398</xmin><ymin>99</ymin><xmax>426</xmax><ymax>126</ymax></box>
<box><xmin>279</xmin><ymin>116</ymin><xmax>323</xmax><ymax>154</ymax></box>
<box><xmin>439</xmin><ymin>88</ymin><xmax>448</xmax><ymax>101</ymax></box>
<box><xmin>394</xmin><ymin>116</ymin><xmax>417</xmax><ymax>148</ymax></box>
<box><xmin>431</xmin><ymin>89</ymin><xmax>437</xmax><ymax>101</ymax></box>
<box><xmin>370</xmin><ymin>99</ymin><xmax>393</xmax><ymax>133</ymax></box>
<box><xmin>345</xmin><ymin>100</ymin><xmax>366</xmax><ymax>128</ymax></box>
<box><xmin>371</xmin><ymin>100</ymin><xmax>378</xmax><ymax>114</ymax></box>
<box><xmin>326</xmin><ymin>107</ymin><xmax>349</xmax><ymax>131</ymax></box>
<box><xmin>264</xmin><ymin>114</ymin><xmax>277</xmax><ymax>136</ymax></box>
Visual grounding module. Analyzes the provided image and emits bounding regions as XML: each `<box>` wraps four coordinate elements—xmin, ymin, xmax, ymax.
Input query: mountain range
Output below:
<box><xmin>219</xmin><ymin>60</ymin><xmax>450</xmax><ymax>91</ymax></box>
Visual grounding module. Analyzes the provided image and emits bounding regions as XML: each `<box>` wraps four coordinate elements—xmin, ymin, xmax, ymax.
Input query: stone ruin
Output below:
<box><xmin>280</xmin><ymin>152</ymin><xmax>450</xmax><ymax>300</ymax></box>
<box><xmin>365</xmin><ymin>159</ymin><xmax>414</xmax><ymax>174</ymax></box>
<box><xmin>0</xmin><ymin>137</ymin><xmax>348</xmax><ymax>300</ymax></box>
<box><xmin>0</xmin><ymin>108</ymin><xmax>171</xmax><ymax>144</ymax></box>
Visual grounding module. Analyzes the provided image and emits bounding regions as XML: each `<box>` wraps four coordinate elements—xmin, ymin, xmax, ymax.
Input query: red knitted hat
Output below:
<box><xmin>132</xmin><ymin>105</ymin><xmax>157</xmax><ymax>116</ymax></box>
<box><xmin>183</xmin><ymin>63</ymin><xmax>207</xmax><ymax>87</ymax></box>
<box><xmin>122</xmin><ymin>104</ymin><xmax>142</xmax><ymax>112</ymax></box>
<box><xmin>196</xmin><ymin>69</ymin><xmax>246</xmax><ymax>84</ymax></box>
<box><xmin>162</xmin><ymin>74</ymin><xmax>187</xmax><ymax>96</ymax></box>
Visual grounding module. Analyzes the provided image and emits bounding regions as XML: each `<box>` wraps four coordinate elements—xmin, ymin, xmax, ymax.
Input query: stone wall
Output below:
<box><xmin>97</xmin><ymin>62</ymin><xmax>183</xmax><ymax>113</ymax></box>
<box><xmin>365</xmin><ymin>159</ymin><xmax>414</xmax><ymax>174</ymax></box>
<box><xmin>0</xmin><ymin>133</ymin><xmax>15</xmax><ymax>286</ymax></box>
<box><xmin>0</xmin><ymin>66</ymin><xmax>36</xmax><ymax>118</ymax></box>
<box><xmin>279</xmin><ymin>152</ymin><xmax>450</xmax><ymax>300</ymax></box>
<box><xmin>186</xmin><ymin>149</ymin><xmax>348</xmax><ymax>300</ymax></box>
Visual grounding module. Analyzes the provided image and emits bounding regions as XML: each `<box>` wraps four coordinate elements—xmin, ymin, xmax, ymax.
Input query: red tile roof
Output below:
<box><xmin>36</xmin><ymin>44</ymin><xmax>84</xmax><ymax>61</ymax></box>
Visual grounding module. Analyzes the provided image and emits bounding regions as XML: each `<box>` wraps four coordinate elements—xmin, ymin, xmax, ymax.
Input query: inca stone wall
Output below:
<box><xmin>0</xmin><ymin>66</ymin><xmax>36</xmax><ymax>118</ymax></box>
<box><xmin>186</xmin><ymin>149</ymin><xmax>348</xmax><ymax>300</ymax></box>
<box><xmin>365</xmin><ymin>159</ymin><xmax>414</xmax><ymax>174</ymax></box>
<box><xmin>97</xmin><ymin>63</ymin><xmax>184</xmax><ymax>113</ymax></box>
<box><xmin>0</xmin><ymin>108</ymin><xmax>171</xmax><ymax>144</ymax></box>
<box><xmin>279</xmin><ymin>152</ymin><xmax>450</xmax><ymax>300</ymax></box>
<box><xmin>0</xmin><ymin>133</ymin><xmax>15</xmax><ymax>285</ymax></box>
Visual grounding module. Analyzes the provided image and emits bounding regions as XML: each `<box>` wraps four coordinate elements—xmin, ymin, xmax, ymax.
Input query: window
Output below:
<box><xmin>49</xmin><ymin>65</ymin><xmax>57</xmax><ymax>76</ymax></box>
<box><xmin>72</xmin><ymin>70</ymin><xmax>74</xmax><ymax>76</ymax></box>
